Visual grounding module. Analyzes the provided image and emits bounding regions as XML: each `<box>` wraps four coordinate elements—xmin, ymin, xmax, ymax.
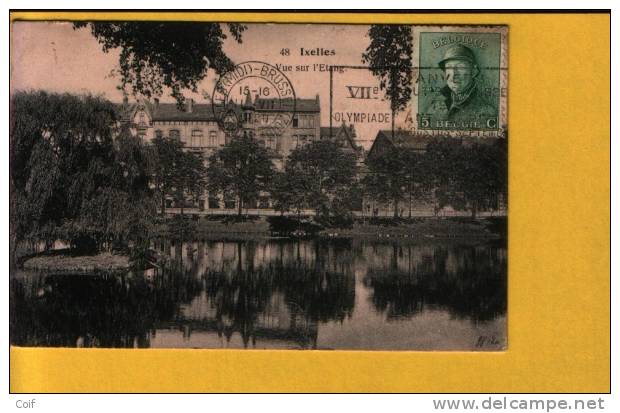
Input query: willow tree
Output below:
<box><xmin>10</xmin><ymin>91</ymin><xmax>156</xmax><ymax>263</ymax></box>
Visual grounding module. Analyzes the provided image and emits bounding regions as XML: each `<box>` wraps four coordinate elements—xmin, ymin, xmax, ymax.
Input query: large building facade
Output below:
<box><xmin>126</xmin><ymin>95</ymin><xmax>324</xmax><ymax>161</ymax></box>
<box><xmin>122</xmin><ymin>95</ymin><xmax>362</xmax><ymax>214</ymax></box>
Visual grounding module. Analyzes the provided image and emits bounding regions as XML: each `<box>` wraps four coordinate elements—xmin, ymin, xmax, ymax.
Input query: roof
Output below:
<box><xmin>319</xmin><ymin>123</ymin><xmax>362</xmax><ymax>153</ymax></box>
<box><xmin>116</xmin><ymin>103</ymin><xmax>133</xmax><ymax>122</ymax></box>
<box><xmin>115</xmin><ymin>101</ymin><xmax>218</xmax><ymax>122</ymax></box>
<box><xmin>150</xmin><ymin>103</ymin><xmax>218</xmax><ymax>121</ymax></box>
<box><xmin>368</xmin><ymin>129</ymin><xmax>503</xmax><ymax>159</ymax></box>
<box><xmin>254</xmin><ymin>97</ymin><xmax>319</xmax><ymax>112</ymax></box>
<box><xmin>367</xmin><ymin>129</ymin><xmax>435</xmax><ymax>160</ymax></box>
<box><xmin>320</xmin><ymin>124</ymin><xmax>357</xmax><ymax>139</ymax></box>
<box><xmin>375</xmin><ymin>129</ymin><xmax>435</xmax><ymax>151</ymax></box>
<box><xmin>319</xmin><ymin>126</ymin><xmax>338</xmax><ymax>138</ymax></box>
<box><xmin>119</xmin><ymin>96</ymin><xmax>320</xmax><ymax>123</ymax></box>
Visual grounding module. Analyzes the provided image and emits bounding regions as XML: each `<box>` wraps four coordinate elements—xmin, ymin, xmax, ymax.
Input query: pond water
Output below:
<box><xmin>10</xmin><ymin>238</ymin><xmax>507</xmax><ymax>350</ymax></box>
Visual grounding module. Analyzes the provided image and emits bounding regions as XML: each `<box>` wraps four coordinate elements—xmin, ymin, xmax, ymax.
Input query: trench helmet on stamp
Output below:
<box><xmin>438</xmin><ymin>44</ymin><xmax>479</xmax><ymax>70</ymax></box>
<box><xmin>417</xmin><ymin>29</ymin><xmax>505</xmax><ymax>132</ymax></box>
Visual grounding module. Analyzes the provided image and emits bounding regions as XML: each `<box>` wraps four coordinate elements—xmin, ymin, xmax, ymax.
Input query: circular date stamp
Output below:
<box><xmin>211</xmin><ymin>61</ymin><xmax>297</xmax><ymax>137</ymax></box>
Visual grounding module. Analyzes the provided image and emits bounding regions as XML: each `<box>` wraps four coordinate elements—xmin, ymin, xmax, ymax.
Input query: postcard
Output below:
<box><xmin>10</xmin><ymin>21</ymin><xmax>508</xmax><ymax>351</ymax></box>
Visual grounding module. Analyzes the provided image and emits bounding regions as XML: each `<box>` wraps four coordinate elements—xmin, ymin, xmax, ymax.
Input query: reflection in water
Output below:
<box><xmin>10</xmin><ymin>239</ymin><xmax>506</xmax><ymax>350</ymax></box>
<box><xmin>365</xmin><ymin>244</ymin><xmax>506</xmax><ymax>322</ymax></box>
<box><xmin>10</xmin><ymin>265</ymin><xmax>202</xmax><ymax>348</ymax></box>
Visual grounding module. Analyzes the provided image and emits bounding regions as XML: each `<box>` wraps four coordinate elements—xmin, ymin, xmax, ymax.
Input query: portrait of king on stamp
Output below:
<box><xmin>417</xmin><ymin>32</ymin><xmax>503</xmax><ymax>131</ymax></box>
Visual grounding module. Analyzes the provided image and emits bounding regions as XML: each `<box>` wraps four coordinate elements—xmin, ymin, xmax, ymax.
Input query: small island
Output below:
<box><xmin>22</xmin><ymin>251</ymin><xmax>130</xmax><ymax>273</ymax></box>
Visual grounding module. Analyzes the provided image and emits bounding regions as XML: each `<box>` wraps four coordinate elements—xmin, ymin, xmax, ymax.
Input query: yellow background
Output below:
<box><xmin>9</xmin><ymin>12</ymin><xmax>611</xmax><ymax>393</ymax></box>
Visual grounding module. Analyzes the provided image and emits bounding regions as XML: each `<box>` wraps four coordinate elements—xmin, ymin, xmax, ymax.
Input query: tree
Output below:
<box><xmin>401</xmin><ymin>149</ymin><xmax>428</xmax><ymax>218</ymax></box>
<box><xmin>207</xmin><ymin>136</ymin><xmax>275</xmax><ymax>216</ymax></box>
<box><xmin>363</xmin><ymin>145</ymin><xmax>411</xmax><ymax>218</ymax></box>
<box><xmin>150</xmin><ymin>136</ymin><xmax>207</xmax><ymax>216</ymax></box>
<box><xmin>150</xmin><ymin>136</ymin><xmax>178</xmax><ymax>216</ymax></box>
<box><xmin>422</xmin><ymin>138</ymin><xmax>465</xmax><ymax>212</ymax></box>
<box><xmin>271</xmin><ymin>170</ymin><xmax>308</xmax><ymax>217</ymax></box>
<box><xmin>74</xmin><ymin>22</ymin><xmax>247</xmax><ymax>105</ymax></box>
<box><xmin>456</xmin><ymin>141</ymin><xmax>507</xmax><ymax>218</ymax></box>
<box><xmin>10</xmin><ymin>91</ymin><xmax>156</xmax><ymax>261</ymax></box>
<box><xmin>362</xmin><ymin>25</ymin><xmax>413</xmax><ymax>135</ymax></box>
<box><xmin>281</xmin><ymin>140</ymin><xmax>358</xmax><ymax>218</ymax></box>
<box><xmin>173</xmin><ymin>150</ymin><xmax>208</xmax><ymax>215</ymax></box>
<box><xmin>423</xmin><ymin>138</ymin><xmax>508</xmax><ymax>218</ymax></box>
<box><xmin>74</xmin><ymin>128</ymin><xmax>157</xmax><ymax>250</ymax></box>
<box><xmin>494</xmin><ymin>138</ymin><xmax>508</xmax><ymax>209</ymax></box>
<box><xmin>10</xmin><ymin>91</ymin><xmax>116</xmax><ymax>255</ymax></box>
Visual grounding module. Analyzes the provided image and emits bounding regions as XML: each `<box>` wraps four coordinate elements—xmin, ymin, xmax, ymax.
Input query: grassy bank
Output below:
<box><xmin>15</xmin><ymin>217</ymin><xmax>505</xmax><ymax>272</ymax></box>
<box><xmin>154</xmin><ymin>215</ymin><xmax>271</xmax><ymax>240</ymax></box>
<box><xmin>21</xmin><ymin>250</ymin><xmax>130</xmax><ymax>272</ymax></box>
<box><xmin>154</xmin><ymin>215</ymin><xmax>506</xmax><ymax>241</ymax></box>
<box><xmin>333</xmin><ymin>217</ymin><xmax>506</xmax><ymax>240</ymax></box>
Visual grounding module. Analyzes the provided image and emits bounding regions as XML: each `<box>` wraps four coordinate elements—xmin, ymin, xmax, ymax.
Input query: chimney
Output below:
<box><xmin>187</xmin><ymin>98</ymin><xmax>194</xmax><ymax>113</ymax></box>
<box><xmin>154</xmin><ymin>97</ymin><xmax>159</xmax><ymax>108</ymax></box>
<box><xmin>123</xmin><ymin>95</ymin><xmax>128</xmax><ymax>105</ymax></box>
<box><xmin>315</xmin><ymin>94</ymin><xmax>319</xmax><ymax>103</ymax></box>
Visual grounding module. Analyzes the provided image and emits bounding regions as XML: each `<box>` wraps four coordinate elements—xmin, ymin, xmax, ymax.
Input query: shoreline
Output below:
<box><xmin>21</xmin><ymin>250</ymin><xmax>130</xmax><ymax>273</ymax></box>
<box><xmin>155</xmin><ymin>216</ymin><xmax>507</xmax><ymax>242</ymax></box>
<box><xmin>17</xmin><ymin>217</ymin><xmax>506</xmax><ymax>272</ymax></box>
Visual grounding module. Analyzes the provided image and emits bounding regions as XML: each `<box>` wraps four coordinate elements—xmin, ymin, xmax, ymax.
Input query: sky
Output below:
<box><xmin>11</xmin><ymin>22</ymin><xmax>404</xmax><ymax>149</ymax></box>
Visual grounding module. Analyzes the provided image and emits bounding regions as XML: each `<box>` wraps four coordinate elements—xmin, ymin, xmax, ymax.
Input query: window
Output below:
<box><xmin>209</xmin><ymin>131</ymin><xmax>217</xmax><ymax>147</ymax></box>
<box><xmin>169</xmin><ymin>129</ymin><xmax>180</xmax><ymax>141</ymax></box>
<box><xmin>224</xmin><ymin>198</ymin><xmax>236</xmax><ymax>209</ymax></box>
<box><xmin>137</xmin><ymin>111</ymin><xmax>147</xmax><ymax>126</ymax></box>
<box><xmin>258</xmin><ymin>197</ymin><xmax>270</xmax><ymax>209</ymax></box>
<box><xmin>191</xmin><ymin>129</ymin><xmax>203</xmax><ymax>147</ymax></box>
<box><xmin>268</xmin><ymin>137</ymin><xmax>276</xmax><ymax>149</ymax></box>
<box><xmin>301</xmin><ymin>116</ymin><xmax>314</xmax><ymax>128</ymax></box>
<box><xmin>180</xmin><ymin>131</ymin><xmax>189</xmax><ymax>145</ymax></box>
<box><xmin>155</xmin><ymin>130</ymin><xmax>163</xmax><ymax>139</ymax></box>
<box><xmin>293</xmin><ymin>115</ymin><xmax>315</xmax><ymax>128</ymax></box>
<box><xmin>208</xmin><ymin>197</ymin><xmax>220</xmax><ymax>209</ymax></box>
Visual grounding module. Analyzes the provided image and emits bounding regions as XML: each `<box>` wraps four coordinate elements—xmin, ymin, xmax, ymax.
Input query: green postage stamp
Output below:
<box><xmin>412</xmin><ymin>26</ymin><xmax>508</xmax><ymax>137</ymax></box>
